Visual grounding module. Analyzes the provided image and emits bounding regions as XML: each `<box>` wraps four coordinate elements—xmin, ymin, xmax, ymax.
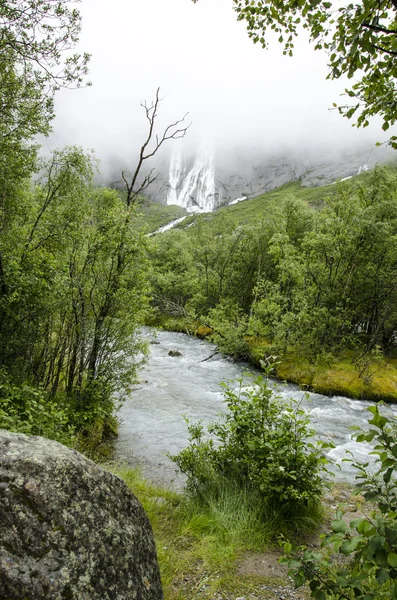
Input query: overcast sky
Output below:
<box><xmin>50</xmin><ymin>0</ymin><xmax>389</xmax><ymax>168</ymax></box>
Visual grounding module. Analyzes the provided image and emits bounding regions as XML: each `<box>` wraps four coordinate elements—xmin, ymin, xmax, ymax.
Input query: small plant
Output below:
<box><xmin>352</xmin><ymin>345</ymin><xmax>383</xmax><ymax>386</ymax></box>
<box><xmin>170</xmin><ymin>370</ymin><xmax>332</xmax><ymax>535</ymax></box>
<box><xmin>0</xmin><ymin>370</ymin><xmax>75</xmax><ymax>446</ymax></box>
<box><xmin>281</xmin><ymin>404</ymin><xmax>397</xmax><ymax>598</ymax></box>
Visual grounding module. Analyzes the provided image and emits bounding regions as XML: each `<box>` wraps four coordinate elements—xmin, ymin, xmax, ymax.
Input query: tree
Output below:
<box><xmin>0</xmin><ymin>83</ymin><xmax>190</xmax><ymax>444</ymax></box>
<box><xmin>0</xmin><ymin>0</ymin><xmax>90</xmax><ymax>266</ymax></box>
<box><xmin>121</xmin><ymin>87</ymin><xmax>190</xmax><ymax>208</ymax></box>
<box><xmin>0</xmin><ymin>0</ymin><xmax>90</xmax><ymax>139</ymax></box>
<box><xmin>193</xmin><ymin>0</ymin><xmax>397</xmax><ymax>147</ymax></box>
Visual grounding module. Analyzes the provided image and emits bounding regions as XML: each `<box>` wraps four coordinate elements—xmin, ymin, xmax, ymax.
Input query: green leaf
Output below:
<box><xmin>340</xmin><ymin>536</ymin><xmax>362</xmax><ymax>555</ymax></box>
<box><xmin>284</xmin><ymin>541</ymin><xmax>292</xmax><ymax>554</ymax></box>
<box><xmin>376</xmin><ymin>568</ymin><xmax>390</xmax><ymax>584</ymax></box>
<box><xmin>331</xmin><ymin>519</ymin><xmax>347</xmax><ymax>533</ymax></box>
<box><xmin>387</xmin><ymin>552</ymin><xmax>397</xmax><ymax>568</ymax></box>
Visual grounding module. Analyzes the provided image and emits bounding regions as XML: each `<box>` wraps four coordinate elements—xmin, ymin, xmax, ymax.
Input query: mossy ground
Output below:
<box><xmin>274</xmin><ymin>352</ymin><xmax>397</xmax><ymax>403</ymax></box>
<box><xmin>150</xmin><ymin>316</ymin><xmax>397</xmax><ymax>403</ymax></box>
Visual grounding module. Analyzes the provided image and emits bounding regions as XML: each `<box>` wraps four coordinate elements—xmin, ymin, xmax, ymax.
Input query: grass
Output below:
<box><xmin>133</xmin><ymin>172</ymin><xmax>339</xmax><ymax>239</ymax></box>
<box><xmin>108</xmin><ymin>465</ymin><xmax>323</xmax><ymax>599</ymax></box>
<box><xmin>131</xmin><ymin>162</ymin><xmax>397</xmax><ymax>237</ymax></box>
<box><xmin>146</xmin><ymin>169</ymin><xmax>386</xmax><ymax>235</ymax></box>
<box><xmin>274</xmin><ymin>352</ymin><xmax>397</xmax><ymax>403</ymax></box>
<box><xmin>137</xmin><ymin>201</ymin><xmax>187</xmax><ymax>232</ymax></box>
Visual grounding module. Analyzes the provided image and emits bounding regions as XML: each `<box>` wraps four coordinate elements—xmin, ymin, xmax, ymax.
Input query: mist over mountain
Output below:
<box><xmin>105</xmin><ymin>141</ymin><xmax>394</xmax><ymax>212</ymax></box>
<box><xmin>45</xmin><ymin>0</ymin><xmax>396</xmax><ymax>209</ymax></box>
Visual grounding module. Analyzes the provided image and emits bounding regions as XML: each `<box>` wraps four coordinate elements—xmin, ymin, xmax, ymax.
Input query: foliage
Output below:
<box><xmin>0</xmin><ymin>370</ymin><xmax>75</xmax><ymax>446</ymax></box>
<box><xmin>151</xmin><ymin>168</ymin><xmax>397</xmax><ymax>390</ymax></box>
<box><xmin>252</xmin><ymin>168</ymin><xmax>397</xmax><ymax>361</ymax></box>
<box><xmin>0</xmin><ymin>6</ymin><xmax>189</xmax><ymax>449</ymax></box>
<box><xmin>170</xmin><ymin>371</ymin><xmax>331</xmax><ymax>533</ymax></box>
<box><xmin>0</xmin><ymin>146</ymin><xmax>151</xmax><ymax>443</ymax></box>
<box><xmin>0</xmin><ymin>0</ymin><xmax>90</xmax><ymax>131</ymax></box>
<box><xmin>0</xmin><ymin>0</ymin><xmax>90</xmax><ymax>196</ymax></box>
<box><xmin>282</xmin><ymin>405</ymin><xmax>397</xmax><ymax>598</ymax></box>
<box><xmin>207</xmin><ymin>0</ymin><xmax>397</xmax><ymax>147</ymax></box>
<box><xmin>206</xmin><ymin>301</ymin><xmax>251</xmax><ymax>359</ymax></box>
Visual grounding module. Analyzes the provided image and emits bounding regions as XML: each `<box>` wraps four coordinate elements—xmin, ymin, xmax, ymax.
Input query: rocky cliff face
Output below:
<box><xmin>0</xmin><ymin>430</ymin><xmax>163</xmax><ymax>600</ymax></box>
<box><xmin>145</xmin><ymin>144</ymin><xmax>393</xmax><ymax>212</ymax></box>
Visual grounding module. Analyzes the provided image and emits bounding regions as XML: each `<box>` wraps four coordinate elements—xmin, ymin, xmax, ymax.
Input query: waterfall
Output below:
<box><xmin>167</xmin><ymin>147</ymin><xmax>218</xmax><ymax>212</ymax></box>
<box><xmin>358</xmin><ymin>163</ymin><xmax>370</xmax><ymax>174</ymax></box>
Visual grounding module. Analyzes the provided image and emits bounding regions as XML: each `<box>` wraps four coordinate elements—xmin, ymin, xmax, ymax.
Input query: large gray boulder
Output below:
<box><xmin>0</xmin><ymin>430</ymin><xmax>163</xmax><ymax>600</ymax></box>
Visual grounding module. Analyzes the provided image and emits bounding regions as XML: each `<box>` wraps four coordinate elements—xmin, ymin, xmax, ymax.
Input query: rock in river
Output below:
<box><xmin>0</xmin><ymin>429</ymin><xmax>163</xmax><ymax>600</ymax></box>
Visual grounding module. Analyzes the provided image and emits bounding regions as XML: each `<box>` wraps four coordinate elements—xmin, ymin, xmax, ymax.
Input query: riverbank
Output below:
<box><xmin>110</xmin><ymin>464</ymin><xmax>363</xmax><ymax>600</ymax></box>
<box><xmin>150</xmin><ymin>316</ymin><xmax>397</xmax><ymax>403</ymax></box>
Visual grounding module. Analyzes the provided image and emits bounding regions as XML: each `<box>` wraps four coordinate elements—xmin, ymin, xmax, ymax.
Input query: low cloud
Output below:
<box><xmin>48</xmin><ymin>0</ymin><xmax>393</xmax><ymax>177</ymax></box>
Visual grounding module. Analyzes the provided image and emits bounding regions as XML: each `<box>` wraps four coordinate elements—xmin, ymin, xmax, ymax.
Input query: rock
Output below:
<box><xmin>168</xmin><ymin>350</ymin><xmax>182</xmax><ymax>357</ymax></box>
<box><xmin>143</xmin><ymin>144</ymin><xmax>393</xmax><ymax>211</ymax></box>
<box><xmin>150</xmin><ymin>340</ymin><xmax>160</xmax><ymax>345</ymax></box>
<box><xmin>0</xmin><ymin>430</ymin><xmax>163</xmax><ymax>600</ymax></box>
<box><xmin>339</xmin><ymin>491</ymin><xmax>350</xmax><ymax>501</ymax></box>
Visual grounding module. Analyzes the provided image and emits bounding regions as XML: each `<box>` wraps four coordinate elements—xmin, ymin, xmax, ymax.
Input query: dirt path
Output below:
<box><xmin>223</xmin><ymin>484</ymin><xmax>366</xmax><ymax>600</ymax></box>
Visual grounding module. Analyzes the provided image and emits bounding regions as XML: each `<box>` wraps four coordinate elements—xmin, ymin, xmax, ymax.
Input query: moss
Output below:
<box><xmin>146</xmin><ymin>315</ymin><xmax>214</xmax><ymax>340</ymax></box>
<box><xmin>155</xmin><ymin>317</ymin><xmax>397</xmax><ymax>403</ymax></box>
<box><xmin>275</xmin><ymin>360</ymin><xmax>315</xmax><ymax>388</ymax></box>
<box><xmin>252</xmin><ymin>345</ymin><xmax>397</xmax><ymax>403</ymax></box>
<box><xmin>367</xmin><ymin>376</ymin><xmax>397</xmax><ymax>401</ymax></box>
<box><xmin>196</xmin><ymin>325</ymin><xmax>213</xmax><ymax>338</ymax></box>
<box><xmin>311</xmin><ymin>369</ymin><xmax>365</xmax><ymax>399</ymax></box>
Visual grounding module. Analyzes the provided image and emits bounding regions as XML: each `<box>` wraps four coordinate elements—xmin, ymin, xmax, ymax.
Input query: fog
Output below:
<box><xmin>49</xmin><ymin>0</ymin><xmax>392</xmax><ymax>175</ymax></box>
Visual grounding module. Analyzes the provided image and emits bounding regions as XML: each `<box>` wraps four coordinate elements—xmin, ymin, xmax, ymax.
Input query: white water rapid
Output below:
<box><xmin>116</xmin><ymin>329</ymin><xmax>397</xmax><ymax>490</ymax></box>
<box><xmin>167</xmin><ymin>147</ymin><xmax>218</xmax><ymax>212</ymax></box>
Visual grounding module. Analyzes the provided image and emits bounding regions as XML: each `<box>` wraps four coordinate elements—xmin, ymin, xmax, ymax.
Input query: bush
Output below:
<box><xmin>170</xmin><ymin>371</ymin><xmax>331</xmax><ymax>534</ymax></box>
<box><xmin>282</xmin><ymin>404</ymin><xmax>397</xmax><ymax>599</ymax></box>
<box><xmin>0</xmin><ymin>370</ymin><xmax>75</xmax><ymax>446</ymax></box>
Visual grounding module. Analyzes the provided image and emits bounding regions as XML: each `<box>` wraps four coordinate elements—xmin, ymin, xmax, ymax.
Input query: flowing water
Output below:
<box><xmin>116</xmin><ymin>329</ymin><xmax>397</xmax><ymax>489</ymax></box>
<box><xmin>167</xmin><ymin>147</ymin><xmax>218</xmax><ymax>212</ymax></box>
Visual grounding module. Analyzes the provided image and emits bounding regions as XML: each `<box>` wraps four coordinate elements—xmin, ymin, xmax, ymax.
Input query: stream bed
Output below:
<box><xmin>116</xmin><ymin>328</ymin><xmax>397</xmax><ymax>489</ymax></box>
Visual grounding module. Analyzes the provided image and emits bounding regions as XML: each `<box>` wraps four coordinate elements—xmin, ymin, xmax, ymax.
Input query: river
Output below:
<box><xmin>116</xmin><ymin>328</ymin><xmax>397</xmax><ymax>489</ymax></box>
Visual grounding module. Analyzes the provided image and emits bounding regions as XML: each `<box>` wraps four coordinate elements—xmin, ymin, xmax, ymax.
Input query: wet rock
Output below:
<box><xmin>150</xmin><ymin>340</ymin><xmax>160</xmax><ymax>345</ymax></box>
<box><xmin>145</xmin><ymin>144</ymin><xmax>392</xmax><ymax>211</ymax></box>
<box><xmin>168</xmin><ymin>350</ymin><xmax>182</xmax><ymax>357</ymax></box>
<box><xmin>0</xmin><ymin>430</ymin><xmax>163</xmax><ymax>600</ymax></box>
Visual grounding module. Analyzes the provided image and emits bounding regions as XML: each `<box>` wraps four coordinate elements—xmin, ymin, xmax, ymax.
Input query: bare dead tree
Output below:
<box><xmin>86</xmin><ymin>91</ymin><xmax>190</xmax><ymax>383</ymax></box>
<box><xmin>121</xmin><ymin>87</ymin><xmax>190</xmax><ymax>208</ymax></box>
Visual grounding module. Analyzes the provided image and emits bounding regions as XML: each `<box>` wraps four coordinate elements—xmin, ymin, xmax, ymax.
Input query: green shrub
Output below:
<box><xmin>170</xmin><ymin>371</ymin><xmax>331</xmax><ymax>534</ymax></box>
<box><xmin>0</xmin><ymin>370</ymin><xmax>75</xmax><ymax>445</ymax></box>
<box><xmin>282</xmin><ymin>405</ymin><xmax>397</xmax><ymax>598</ymax></box>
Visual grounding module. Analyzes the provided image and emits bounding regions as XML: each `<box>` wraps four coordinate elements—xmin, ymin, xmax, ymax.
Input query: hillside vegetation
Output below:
<box><xmin>147</xmin><ymin>165</ymin><xmax>397</xmax><ymax>402</ymax></box>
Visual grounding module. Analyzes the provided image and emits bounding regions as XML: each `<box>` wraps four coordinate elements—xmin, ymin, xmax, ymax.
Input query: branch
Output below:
<box><xmin>372</xmin><ymin>43</ymin><xmax>397</xmax><ymax>55</ymax></box>
<box><xmin>123</xmin><ymin>87</ymin><xmax>190</xmax><ymax>208</ymax></box>
<box><xmin>362</xmin><ymin>22</ymin><xmax>397</xmax><ymax>34</ymax></box>
<box><xmin>142</xmin><ymin>113</ymin><xmax>191</xmax><ymax>161</ymax></box>
<box><xmin>126</xmin><ymin>168</ymin><xmax>158</xmax><ymax>206</ymax></box>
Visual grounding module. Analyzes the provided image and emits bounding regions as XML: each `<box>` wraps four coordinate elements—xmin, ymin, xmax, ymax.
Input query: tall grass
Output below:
<box><xmin>108</xmin><ymin>465</ymin><xmax>325</xmax><ymax>599</ymax></box>
<box><xmin>185</xmin><ymin>475</ymin><xmax>325</xmax><ymax>543</ymax></box>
